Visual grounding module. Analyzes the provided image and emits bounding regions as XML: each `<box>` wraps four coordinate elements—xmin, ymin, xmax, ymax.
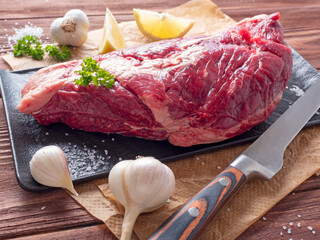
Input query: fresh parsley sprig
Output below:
<box><xmin>75</xmin><ymin>57</ymin><xmax>115</xmax><ymax>88</ymax></box>
<box><xmin>45</xmin><ymin>45</ymin><xmax>71</xmax><ymax>62</ymax></box>
<box><xmin>13</xmin><ymin>35</ymin><xmax>44</xmax><ymax>60</ymax></box>
<box><xmin>13</xmin><ymin>35</ymin><xmax>71</xmax><ymax>62</ymax></box>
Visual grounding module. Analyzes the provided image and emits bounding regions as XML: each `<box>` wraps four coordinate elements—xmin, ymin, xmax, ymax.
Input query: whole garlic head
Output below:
<box><xmin>108</xmin><ymin>156</ymin><xmax>175</xmax><ymax>240</ymax></box>
<box><xmin>50</xmin><ymin>9</ymin><xmax>89</xmax><ymax>47</ymax></box>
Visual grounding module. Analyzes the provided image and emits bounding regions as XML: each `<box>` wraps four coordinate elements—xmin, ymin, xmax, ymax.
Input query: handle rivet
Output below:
<box><xmin>219</xmin><ymin>177</ymin><xmax>229</xmax><ymax>186</ymax></box>
<box><xmin>188</xmin><ymin>207</ymin><xmax>200</xmax><ymax>217</ymax></box>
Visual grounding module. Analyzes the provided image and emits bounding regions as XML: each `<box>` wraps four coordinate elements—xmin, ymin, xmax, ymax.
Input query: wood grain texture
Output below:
<box><xmin>12</xmin><ymin>224</ymin><xmax>117</xmax><ymax>240</ymax></box>
<box><xmin>0</xmin><ymin>0</ymin><xmax>319</xmax><ymax>239</ymax></box>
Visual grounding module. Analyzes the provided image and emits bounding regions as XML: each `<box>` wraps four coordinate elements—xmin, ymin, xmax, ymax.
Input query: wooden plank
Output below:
<box><xmin>12</xmin><ymin>224</ymin><xmax>117</xmax><ymax>240</ymax></box>
<box><xmin>0</xmin><ymin>0</ymin><xmax>187</xmax><ymax>19</ymax></box>
<box><xmin>0</xmin><ymin>0</ymin><xmax>320</xmax><ymax>239</ymax></box>
<box><xmin>238</xmin><ymin>188</ymin><xmax>320</xmax><ymax>239</ymax></box>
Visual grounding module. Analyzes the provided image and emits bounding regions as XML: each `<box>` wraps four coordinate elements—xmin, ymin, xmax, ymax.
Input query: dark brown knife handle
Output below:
<box><xmin>148</xmin><ymin>166</ymin><xmax>246</xmax><ymax>240</ymax></box>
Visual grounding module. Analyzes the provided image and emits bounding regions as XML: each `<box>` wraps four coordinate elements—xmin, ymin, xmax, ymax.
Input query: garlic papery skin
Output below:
<box><xmin>108</xmin><ymin>157</ymin><xmax>175</xmax><ymax>240</ymax></box>
<box><xmin>30</xmin><ymin>145</ymin><xmax>78</xmax><ymax>195</ymax></box>
<box><xmin>50</xmin><ymin>9</ymin><xmax>89</xmax><ymax>47</ymax></box>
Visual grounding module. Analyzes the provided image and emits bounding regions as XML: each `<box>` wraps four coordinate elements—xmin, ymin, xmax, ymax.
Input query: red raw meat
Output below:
<box><xmin>18</xmin><ymin>13</ymin><xmax>292</xmax><ymax>147</ymax></box>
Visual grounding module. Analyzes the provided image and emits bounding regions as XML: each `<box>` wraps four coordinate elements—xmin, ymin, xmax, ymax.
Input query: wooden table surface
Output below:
<box><xmin>1</xmin><ymin>0</ymin><xmax>320</xmax><ymax>239</ymax></box>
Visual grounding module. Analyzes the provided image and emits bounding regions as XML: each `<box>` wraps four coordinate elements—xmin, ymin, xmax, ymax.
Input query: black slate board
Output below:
<box><xmin>1</xmin><ymin>48</ymin><xmax>320</xmax><ymax>192</ymax></box>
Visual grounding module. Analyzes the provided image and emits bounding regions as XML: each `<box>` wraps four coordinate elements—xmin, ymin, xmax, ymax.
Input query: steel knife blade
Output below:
<box><xmin>148</xmin><ymin>59</ymin><xmax>320</xmax><ymax>240</ymax></box>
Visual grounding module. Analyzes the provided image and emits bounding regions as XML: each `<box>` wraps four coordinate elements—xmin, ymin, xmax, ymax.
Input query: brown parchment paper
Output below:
<box><xmin>2</xmin><ymin>0</ymin><xmax>320</xmax><ymax>239</ymax></box>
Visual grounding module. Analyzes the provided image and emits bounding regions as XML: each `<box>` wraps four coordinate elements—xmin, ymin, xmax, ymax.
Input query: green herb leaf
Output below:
<box><xmin>13</xmin><ymin>35</ymin><xmax>71</xmax><ymax>62</ymax></box>
<box><xmin>45</xmin><ymin>45</ymin><xmax>71</xmax><ymax>62</ymax></box>
<box><xmin>75</xmin><ymin>57</ymin><xmax>115</xmax><ymax>88</ymax></box>
<box><xmin>13</xmin><ymin>35</ymin><xmax>44</xmax><ymax>60</ymax></box>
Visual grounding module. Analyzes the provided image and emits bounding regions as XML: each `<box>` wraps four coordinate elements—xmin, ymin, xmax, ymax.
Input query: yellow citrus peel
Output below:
<box><xmin>133</xmin><ymin>8</ymin><xmax>195</xmax><ymax>41</ymax></box>
<box><xmin>98</xmin><ymin>8</ymin><xmax>126</xmax><ymax>54</ymax></box>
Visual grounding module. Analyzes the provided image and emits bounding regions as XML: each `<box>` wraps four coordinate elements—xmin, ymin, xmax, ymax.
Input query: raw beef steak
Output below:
<box><xmin>18</xmin><ymin>13</ymin><xmax>292</xmax><ymax>147</ymax></box>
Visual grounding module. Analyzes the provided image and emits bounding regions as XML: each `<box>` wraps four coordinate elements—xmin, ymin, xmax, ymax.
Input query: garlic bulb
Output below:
<box><xmin>108</xmin><ymin>156</ymin><xmax>175</xmax><ymax>240</ymax></box>
<box><xmin>30</xmin><ymin>145</ymin><xmax>78</xmax><ymax>195</ymax></box>
<box><xmin>50</xmin><ymin>9</ymin><xmax>89</xmax><ymax>47</ymax></box>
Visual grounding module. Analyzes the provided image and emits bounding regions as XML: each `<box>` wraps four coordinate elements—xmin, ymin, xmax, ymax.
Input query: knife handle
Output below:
<box><xmin>148</xmin><ymin>166</ymin><xmax>246</xmax><ymax>240</ymax></box>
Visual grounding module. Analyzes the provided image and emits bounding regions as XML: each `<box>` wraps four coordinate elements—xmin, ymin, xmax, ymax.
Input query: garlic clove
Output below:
<box><xmin>108</xmin><ymin>156</ymin><xmax>175</xmax><ymax>240</ymax></box>
<box><xmin>30</xmin><ymin>145</ymin><xmax>78</xmax><ymax>195</ymax></box>
<box><xmin>108</xmin><ymin>160</ymin><xmax>132</xmax><ymax>206</ymax></box>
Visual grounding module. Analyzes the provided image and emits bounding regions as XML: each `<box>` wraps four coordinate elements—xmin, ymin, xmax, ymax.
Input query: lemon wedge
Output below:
<box><xmin>98</xmin><ymin>8</ymin><xmax>126</xmax><ymax>54</ymax></box>
<box><xmin>133</xmin><ymin>8</ymin><xmax>195</xmax><ymax>41</ymax></box>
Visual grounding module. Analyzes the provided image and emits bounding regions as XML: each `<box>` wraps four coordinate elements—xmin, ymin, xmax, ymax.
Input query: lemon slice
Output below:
<box><xmin>98</xmin><ymin>8</ymin><xmax>126</xmax><ymax>54</ymax></box>
<box><xmin>133</xmin><ymin>9</ymin><xmax>195</xmax><ymax>41</ymax></box>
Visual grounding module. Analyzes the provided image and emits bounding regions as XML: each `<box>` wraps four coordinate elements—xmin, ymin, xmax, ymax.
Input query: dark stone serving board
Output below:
<box><xmin>1</xmin><ymin>47</ymin><xmax>320</xmax><ymax>192</ymax></box>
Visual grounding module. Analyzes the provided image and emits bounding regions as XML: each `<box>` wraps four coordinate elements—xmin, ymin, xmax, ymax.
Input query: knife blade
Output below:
<box><xmin>148</xmin><ymin>68</ymin><xmax>320</xmax><ymax>239</ymax></box>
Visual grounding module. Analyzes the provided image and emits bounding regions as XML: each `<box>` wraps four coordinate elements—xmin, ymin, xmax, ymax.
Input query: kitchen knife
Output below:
<box><xmin>148</xmin><ymin>73</ymin><xmax>320</xmax><ymax>239</ymax></box>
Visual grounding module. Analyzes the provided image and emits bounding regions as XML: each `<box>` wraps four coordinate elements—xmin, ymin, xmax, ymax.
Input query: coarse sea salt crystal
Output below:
<box><xmin>297</xmin><ymin>222</ymin><xmax>301</xmax><ymax>227</ymax></box>
<box><xmin>289</xmin><ymin>85</ymin><xmax>304</xmax><ymax>97</ymax></box>
<box><xmin>7</xmin><ymin>24</ymin><xmax>43</xmax><ymax>44</ymax></box>
<box><xmin>283</xmin><ymin>226</ymin><xmax>287</xmax><ymax>230</ymax></box>
<box><xmin>64</xmin><ymin>143</ymin><xmax>110</xmax><ymax>179</ymax></box>
<box><xmin>262</xmin><ymin>217</ymin><xmax>267</xmax><ymax>221</ymax></box>
<box><xmin>289</xmin><ymin>222</ymin><xmax>294</xmax><ymax>226</ymax></box>
<box><xmin>307</xmin><ymin>226</ymin><xmax>313</xmax><ymax>231</ymax></box>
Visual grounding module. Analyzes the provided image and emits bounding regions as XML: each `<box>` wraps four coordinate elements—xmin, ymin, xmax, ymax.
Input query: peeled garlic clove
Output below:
<box><xmin>30</xmin><ymin>145</ymin><xmax>78</xmax><ymax>195</ymax></box>
<box><xmin>108</xmin><ymin>156</ymin><xmax>175</xmax><ymax>240</ymax></box>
